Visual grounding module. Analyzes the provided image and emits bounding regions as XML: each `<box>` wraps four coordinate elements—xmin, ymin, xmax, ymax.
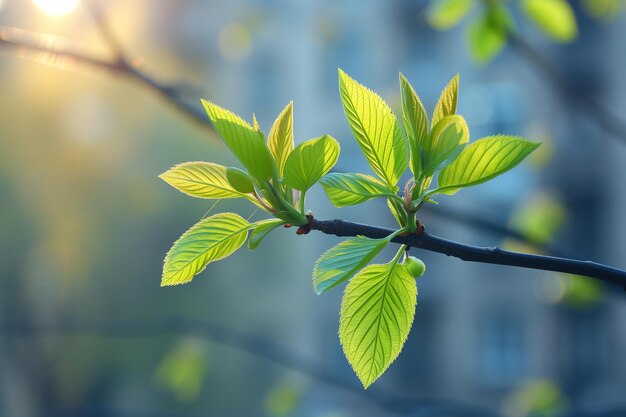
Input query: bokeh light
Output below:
<box><xmin>32</xmin><ymin>0</ymin><xmax>80</xmax><ymax>16</ymax></box>
<box><xmin>217</xmin><ymin>23</ymin><xmax>253</xmax><ymax>62</ymax></box>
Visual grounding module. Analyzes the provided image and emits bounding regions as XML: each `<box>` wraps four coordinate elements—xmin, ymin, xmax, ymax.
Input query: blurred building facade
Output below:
<box><xmin>1</xmin><ymin>0</ymin><xmax>625</xmax><ymax>416</ymax></box>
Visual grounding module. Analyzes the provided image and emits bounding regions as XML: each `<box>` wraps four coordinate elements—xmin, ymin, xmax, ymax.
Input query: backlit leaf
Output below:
<box><xmin>269</xmin><ymin>102</ymin><xmax>294</xmax><ymax>177</ymax></box>
<box><xmin>437</xmin><ymin>135</ymin><xmax>541</xmax><ymax>194</ymax></box>
<box><xmin>201</xmin><ymin>99</ymin><xmax>275</xmax><ymax>181</ymax></box>
<box><xmin>522</xmin><ymin>0</ymin><xmax>578</xmax><ymax>42</ymax></box>
<box><xmin>427</xmin><ymin>0</ymin><xmax>473</xmax><ymax>30</ymax></box>
<box><xmin>320</xmin><ymin>173</ymin><xmax>395</xmax><ymax>208</ymax></box>
<box><xmin>338</xmin><ymin>69</ymin><xmax>408</xmax><ymax>187</ymax></box>
<box><xmin>162</xmin><ymin>213</ymin><xmax>251</xmax><ymax>286</ymax></box>
<box><xmin>226</xmin><ymin>167</ymin><xmax>256</xmax><ymax>194</ymax></box>
<box><xmin>340</xmin><ymin>260</ymin><xmax>417</xmax><ymax>388</ymax></box>
<box><xmin>432</xmin><ymin>74</ymin><xmax>459</xmax><ymax>128</ymax></box>
<box><xmin>399</xmin><ymin>73</ymin><xmax>429</xmax><ymax>177</ymax></box>
<box><xmin>283</xmin><ymin>135</ymin><xmax>340</xmax><ymax>192</ymax></box>
<box><xmin>423</xmin><ymin>115</ymin><xmax>470</xmax><ymax>174</ymax></box>
<box><xmin>248</xmin><ymin>219</ymin><xmax>285</xmax><ymax>250</ymax></box>
<box><xmin>313</xmin><ymin>236</ymin><xmax>389</xmax><ymax>294</ymax></box>
<box><xmin>160</xmin><ymin>162</ymin><xmax>251</xmax><ymax>199</ymax></box>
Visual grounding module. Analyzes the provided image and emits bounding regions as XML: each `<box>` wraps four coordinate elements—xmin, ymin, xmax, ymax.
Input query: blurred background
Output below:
<box><xmin>1</xmin><ymin>0</ymin><xmax>625</xmax><ymax>416</ymax></box>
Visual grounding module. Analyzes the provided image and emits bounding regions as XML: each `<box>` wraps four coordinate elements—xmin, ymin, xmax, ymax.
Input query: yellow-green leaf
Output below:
<box><xmin>226</xmin><ymin>167</ymin><xmax>255</xmax><ymax>194</ymax></box>
<box><xmin>423</xmin><ymin>115</ymin><xmax>469</xmax><ymax>174</ymax></box>
<box><xmin>162</xmin><ymin>213</ymin><xmax>251</xmax><ymax>286</ymax></box>
<box><xmin>160</xmin><ymin>162</ymin><xmax>251</xmax><ymax>199</ymax></box>
<box><xmin>313</xmin><ymin>236</ymin><xmax>389</xmax><ymax>294</ymax></box>
<box><xmin>427</xmin><ymin>0</ymin><xmax>473</xmax><ymax>30</ymax></box>
<box><xmin>437</xmin><ymin>135</ymin><xmax>541</xmax><ymax>194</ymax></box>
<box><xmin>432</xmin><ymin>74</ymin><xmax>459</xmax><ymax>128</ymax></box>
<box><xmin>269</xmin><ymin>102</ymin><xmax>294</xmax><ymax>177</ymax></box>
<box><xmin>340</xmin><ymin>260</ymin><xmax>417</xmax><ymax>388</ymax></box>
<box><xmin>320</xmin><ymin>173</ymin><xmax>395</xmax><ymax>208</ymax></box>
<box><xmin>522</xmin><ymin>0</ymin><xmax>578</xmax><ymax>42</ymax></box>
<box><xmin>248</xmin><ymin>219</ymin><xmax>285</xmax><ymax>250</ymax></box>
<box><xmin>399</xmin><ymin>73</ymin><xmax>429</xmax><ymax>177</ymax></box>
<box><xmin>201</xmin><ymin>99</ymin><xmax>275</xmax><ymax>181</ymax></box>
<box><xmin>283</xmin><ymin>135</ymin><xmax>340</xmax><ymax>192</ymax></box>
<box><xmin>338</xmin><ymin>69</ymin><xmax>408</xmax><ymax>187</ymax></box>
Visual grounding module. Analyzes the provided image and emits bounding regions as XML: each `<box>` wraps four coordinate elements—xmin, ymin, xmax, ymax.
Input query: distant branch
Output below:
<box><xmin>0</xmin><ymin>26</ymin><xmax>209</xmax><ymax>128</ymax></box>
<box><xmin>2</xmin><ymin>317</ymin><xmax>501</xmax><ymax>417</ymax></box>
<box><xmin>507</xmin><ymin>31</ymin><xmax>626</xmax><ymax>146</ymax></box>
<box><xmin>309</xmin><ymin>218</ymin><xmax>626</xmax><ymax>289</ymax></box>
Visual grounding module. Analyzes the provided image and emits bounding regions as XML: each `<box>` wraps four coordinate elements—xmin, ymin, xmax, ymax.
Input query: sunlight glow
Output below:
<box><xmin>33</xmin><ymin>0</ymin><xmax>80</xmax><ymax>16</ymax></box>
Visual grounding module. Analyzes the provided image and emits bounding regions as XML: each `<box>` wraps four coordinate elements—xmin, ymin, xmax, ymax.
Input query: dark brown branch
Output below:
<box><xmin>310</xmin><ymin>218</ymin><xmax>626</xmax><ymax>289</ymax></box>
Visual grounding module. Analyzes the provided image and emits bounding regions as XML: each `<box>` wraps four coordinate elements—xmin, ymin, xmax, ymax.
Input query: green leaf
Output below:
<box><xmin>387</xmin><ymin>197</ymin><xmax>408</xmax><ymax>227</ymax></box>
<box><xmin>468</xmin><ymin>10</ymin><xmax>508</xmax><ymax>64</ymax></box>
<box><xmin>522</xmin><ymin>0</ymin><xmax>578</xmax><ymax>42</ymax></box>
<box><xmin>339</xmin><ymin>260</ymin><xmax>417</xmax><ymax>388</ymax></box>
<box><xmin>283</xmin><ymin>135</ymin><xmax>340</xmax><ymax>192</ymax></box>
<box><xmin>313</xmin><ymin>236</ymin><xmax>389</xmax><ymax>294</ymax></box>
<box><xmin>248</xmin><ymin>219</ymin><xmax>285</xmax><ymax>250</ymax></box>
<box><xmin>269</xmin><ymin>101</ymin><xmax>294</xmax><ymax>177</ymax></box>
<box><xmin>162</xmin><ymin>213</ymin><xmax>251</xmax><ymax>286</ymax></box>
<box><xmin>320</xmin><ymin>173</ymin><xmax>396</xmax><ymax>208</ymax></box>
<box><xmin>399</xmin><ymin>73</ymin><xmax>429</xmax><ymax>177</ymax></box>
<box><xmin>423</xmin><ymin>115</ymin><xmax>470</xmax><ymax>174</ymax></box>
<box><xmin>427</xmin><ymin>0</ymin><xmax>473</xmax><ymax>30</ymax></box>
<box><xmin>432</xmin><ymin>74</ymin><xmax>459</xmax><ymax>128</ymax></box>
<box><xmin>338</xmin><ymin>69</ymin><xmax>408</xmax><ymax>187</ymax></box>
<box><xmin>226</xmin><ymin>167</ymin><xmax>256</xmax><ymax>194</ymax></box>
<box><xmin>160</xmin><ymin>162</ymin><xmax>251</xmax><ymax>199</ymax></box>
<box><xmin>201</xmin><ymin>99</ymin><xmax>275</xmax><ymax>181</ymax></box>
<box><xmin>437</xmin><ymin>136</ymin><xmax>541</xmax><ymax>194</ymax></box>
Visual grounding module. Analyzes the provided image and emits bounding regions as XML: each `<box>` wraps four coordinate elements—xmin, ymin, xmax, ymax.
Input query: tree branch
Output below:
<box><xmin>0</xmin><ymin>27</ymin><xmax>209</xmax><ymax>128</ymax></box>
<box><xmin>309</xmin><ymin>218</ymin><xmax>626</xmax><ymax>289</ymax></box>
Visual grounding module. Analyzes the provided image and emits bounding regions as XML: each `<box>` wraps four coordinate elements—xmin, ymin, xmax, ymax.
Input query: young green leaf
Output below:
<box><xmin>320</xmin><ymin>173</ymin><xmax>396</xmax><ymax>208</ymax></box>
<box><xmin>201</xmin><ymin>99</ymin><xmax>275</xmax><ymax>181</ymax></box>
<box><xmin>268</xmin><ymin>101</ymin><xmax>294</xmax><ymax>177</ymax></box>
<box><xmin>160</xmin><ymin>162</ymin><xmax>251</xmax><ymax>199</ymax></box>
<box><xmin>399</xmin><ymin>73</ymin><xmax>429</xmax><ymax>177</ymax></box>
<box><xmin>226</xmin><ymin>167</ymin><xmax>256</xmax><ymax>194</ymax></box>
<box><xmin>313</xmin><ymin>236</ymin><xmax>389</xmax><ymax>294</ymax></box>
<box><xmin>423</xmin><ymin>115</ymin><xmax>470</xmax><ymax>174</ymax></box>
<box><xmin>437</xmin><ymin>136</ymin><xmax>541</xmax><ymax>194</ymax></box>
<box><xmin>468</xmin><ymin>10</ymin><xmax>508</xmax><ymax>64</ymax></box>
<box><xmin>427</xmin><ymin>0</ymin><xmax>473</xmax><ymax>30</ymax></box>
<box><xmin>283</xmin><ymin>135</ymin><xmax>340</xmax><ymax>192</ymax></box>
<box><xmin>248</xmin><ymin>219</ymin><xmax>285</xmax><ymax>250</ymax></box>
<box><xmin>338</xmin><ymin>69</ymin><xmax>408</xmax><ymax>187</ymax></box>
<box><xmin>522</xmin><ymin>0</ymin><xmax>578</xmax><ymax>42</ymax></box>
<box><xmin>339</xmin><ymin>259</ymin><xmax>417</xmax><ymax>388</ymax></box>
<box><xmin>432</xmin><ymin>74</ymin><xmax>459</xmax><ymax>128</ymax></box>
<box><xmin>162</xmin><ymin>213</ymin><xmax>251</xmax><ymax>286</ymax></box>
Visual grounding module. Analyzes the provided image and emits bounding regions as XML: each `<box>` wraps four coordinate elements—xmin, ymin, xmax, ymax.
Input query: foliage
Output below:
<box><xmin>427</xmin><ymin>0</ymin><xmax>580</xmax><ymax>64</ymax></box>
<box><xmin>160</xmin><ymin>69</ymin><xmax>539</xmax><ymax>387</ymax></box>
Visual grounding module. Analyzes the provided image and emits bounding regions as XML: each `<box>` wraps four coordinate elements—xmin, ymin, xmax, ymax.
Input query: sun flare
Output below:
<box><xmin>33</xmin><ymin>0</ymin><xmax>80</xmax><ymax>16</ymax></box>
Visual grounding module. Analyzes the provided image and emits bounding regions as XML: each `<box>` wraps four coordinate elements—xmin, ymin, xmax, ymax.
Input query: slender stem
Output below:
<box><xmin>298</xmin><ymin>190</ymin><xmax>306</xmax><ymax>214</ymax></box>
<box><xmin>392</xmin><ymin>244</ymin><xmax>408</xmax><ymax>264</ymax></box>
<box><xmin>309</xmin><ymin>218</ymin><xmax>626</xmax><ymax>290</ymax></box>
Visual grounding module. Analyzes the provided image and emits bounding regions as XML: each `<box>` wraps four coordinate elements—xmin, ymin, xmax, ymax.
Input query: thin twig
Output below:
<box><xmin>0</xmin><ymin>27</ymin><xmax>209</xmax><ymax>128</ymax></box>
<box><xmin>309</xmin><ymin>218</ymin><xmax>626</xmax><ymax>289</ymax></box>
